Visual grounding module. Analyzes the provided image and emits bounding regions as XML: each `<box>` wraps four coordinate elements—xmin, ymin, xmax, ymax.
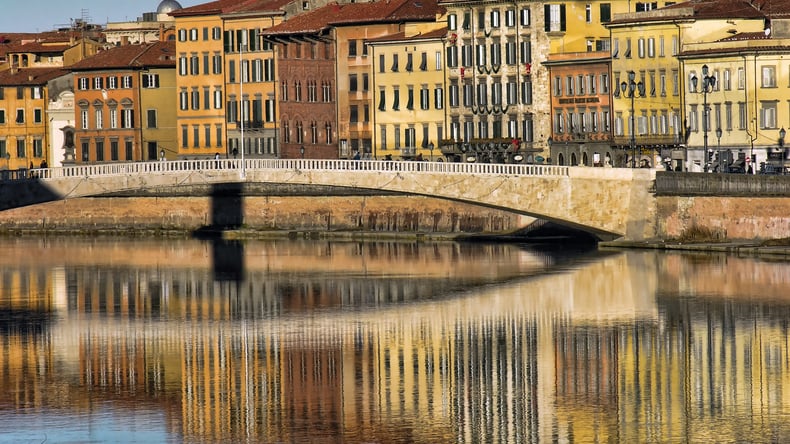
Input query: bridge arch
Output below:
<box><xmin>5</xmin><ymin>159</ymin><xmax>657</xmax><ymax>240</ymax></box>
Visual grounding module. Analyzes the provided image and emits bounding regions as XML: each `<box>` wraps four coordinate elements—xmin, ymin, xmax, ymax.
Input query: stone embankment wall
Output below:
<box><xmin>655</xmin><ymin>172</ymin><xmax>790</xmax><ymax>241</ymax></box>
<box><xmin>0</xmin><ymin>195</ymin><xmax>531</xmax><ymax>236</ymax></box>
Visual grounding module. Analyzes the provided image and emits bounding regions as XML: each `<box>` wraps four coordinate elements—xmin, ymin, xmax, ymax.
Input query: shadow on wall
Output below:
<box><xmin>192</xmin><ymin>183</ymin><xmax>246</xmax><ymax>283</ymax></box>
<box><xmin>0</xmin><ymin>177</ymin><xmax>62</xmax><ymax>211</ymax></box>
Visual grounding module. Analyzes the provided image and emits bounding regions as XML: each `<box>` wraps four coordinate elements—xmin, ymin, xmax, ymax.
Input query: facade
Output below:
<box><xmin>606</xmin><ymin>0</ymin><xmax>766</xmax><ymax>170</ymax></box>
<box><xmin>0</xmin><ymin>68</ymin><xmax>69</xmax><ymax>170</ymax></box>
<box><xmin>544</xmin><ymin>51</ymin><xmax>613</xmax><ymax>166</ymax></box>
<box><xmin>438</xmin><ymin>1</ymin><xmax>548</xmax><ymax>163</ymax></box>
<box><xmin>170</xmin><ymin>0</ymin><xmax>287</xmax><ymax>160</ymax></box>
<box><xmin>369</xmin><ymin>27</ymin><xmax>447</xmax><ymax>161</ymax></box>
<box><xmin>68</xmin><ymin>41</ymin><xmax>177</xmax><ymax>163</ymax></box>
<box><xmin>263</xmin><ymin>4</ymin><xmax>339</xmax><ymax>159</ymax></box>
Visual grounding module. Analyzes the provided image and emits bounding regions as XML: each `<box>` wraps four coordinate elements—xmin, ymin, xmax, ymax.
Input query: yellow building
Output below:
<box><xmin>368</xmin><ymin>26</ymin><xmax>447</xmax><ymax>161</ymax></box>
<box><xmin>170</xmin><ymin>1</ymin><xmax>287</xmax><ymax>160</ymax></box>
<box><xmin>678</xmin><ymin>23</ymin><xmax>790</xmax><ymax>173</ymax></box>
<box><xmin>606</xmin><ymin>3</ymin><xmax>764</xmax><ymax>169</ymax></box>
<box><xmin>0</xmin><ymin>67</ymin><xmax>68</xmax><ymax>171</ymax></box>
<box><xmin>332</xmin><ymin>0</ymin><xmax>444</xmax><ymax>159</ymax></box>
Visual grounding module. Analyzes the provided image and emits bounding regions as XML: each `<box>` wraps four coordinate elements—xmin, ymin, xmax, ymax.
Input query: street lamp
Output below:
<box><xmin>620</xmin><ymin>71</ymin><xmax>645</xmax><ymax>168</ymax></box>
<box><xmin>780</xmin><ymin>127</ymin><xmax>786</xmax><ymax>175</ymax></box>
<box><xmin>429</xmin><ymin>142</ymin><xmax>434</xmax><ymax>161</ymax></box>
<box><xmin>716</xmin><ymin>127</ymin><xmax>722</xmax><ymax>172</ymax></box>
<box><xmin>300</xmin><ymin>145</ymin><xmax>305</xmax><ymax>159</ymax></box>
<box><xmin>691</xmin><ymin>65</ymin><xmax>716</xmax><ymax>171</ymax></box>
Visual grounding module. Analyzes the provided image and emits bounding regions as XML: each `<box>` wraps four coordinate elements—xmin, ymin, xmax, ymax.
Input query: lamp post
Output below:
<box><xmin>780</xmin><ymin>127</ymin><xmax>786</xmax><ymax>175</ymax></box>
<box><xmin>429</xmin><ymin>142</ymin><xmax>434</xmax><ymax>161</ymax></box>
<box><xmin>620</xmin><ymin>71</ymin><xmax>645</xmax><ymax>168</ymax></box>
<box><xmin>716</xmin><ymin>127</ymin><xmax>722</xmax><ymax>172</ymax></box>
<box><xmin>691</xmin><ymin>65</ymin><xmax>716</xmax><ymax>171</ymax></box>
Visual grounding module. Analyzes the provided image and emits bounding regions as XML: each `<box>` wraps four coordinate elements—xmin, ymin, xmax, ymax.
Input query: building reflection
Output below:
<box><xmin>1</xmin><ymin>241</ymin><xmax>790</xmax><ymax>442</ymax></box>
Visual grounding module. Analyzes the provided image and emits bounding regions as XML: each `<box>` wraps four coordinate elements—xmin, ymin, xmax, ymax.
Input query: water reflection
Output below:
<box><xmin>0</xmin><ymin>238</ymin><xmax>789</xmax><ymax>442</ymax></box>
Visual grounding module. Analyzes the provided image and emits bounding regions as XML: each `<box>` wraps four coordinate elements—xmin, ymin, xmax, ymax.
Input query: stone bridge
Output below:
<box><xmin>0</xmin><ymin>159</ymin><xmax>657</xmax><ymax>240</ymax></box>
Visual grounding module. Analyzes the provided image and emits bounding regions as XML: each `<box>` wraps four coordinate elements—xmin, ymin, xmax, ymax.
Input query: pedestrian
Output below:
<box><xmin>214</xmin><ymin>152</ymin><xmax>220</xmax><ymax>168</ymax></box>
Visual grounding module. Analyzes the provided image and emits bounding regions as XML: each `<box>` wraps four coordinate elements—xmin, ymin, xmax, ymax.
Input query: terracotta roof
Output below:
<box><xmin>365</xmin><ymin>26</ymin><xmax>448</xmax><ymax>43</ymax></box>
<box><xmin>68</xmin><ymin>41</ymin><xmax>176</xmax><ymax>71</ymax></box>
<box><xmin>0</xmin><ymin>67</ymin><xmax>69</xmax><ymax>86</ymax></box>
<box><xmin>264</xmin><ymin>0</ymin><xmax>441</xmax><ymax>36</ymax></box>
<box><xmin>2</xmin><ymin>42</ymin><xmax>72</xmax><ymax>54</ymax></box>
<box><xmin>170</xmin><ymin>0</ymin><xmax>289</xmax><ymax>17</ymax></box>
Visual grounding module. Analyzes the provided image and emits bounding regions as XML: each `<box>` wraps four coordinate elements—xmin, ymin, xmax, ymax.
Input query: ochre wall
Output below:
<box><xmin>657</xmin><ymin>196</ymin><xmax>790</xmax><ymax>241</ymax></box>
<box><xmin>0</xmin><ymin>195</ymin><xmax>531</xmax><ymax>235</ymax></box>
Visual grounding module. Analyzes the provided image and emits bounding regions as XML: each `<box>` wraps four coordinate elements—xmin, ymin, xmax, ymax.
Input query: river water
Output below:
<box><xmin>0</xmin><ymin>237</ymin><xmax>789</xmax><ymax>443</ymax></box>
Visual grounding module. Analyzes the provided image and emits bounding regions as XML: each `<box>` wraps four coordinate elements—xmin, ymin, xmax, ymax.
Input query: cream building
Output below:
<box><xmin>368</xmin><ymin>26</ymin><xmax>447</xmax><ymax>161</ymax></box>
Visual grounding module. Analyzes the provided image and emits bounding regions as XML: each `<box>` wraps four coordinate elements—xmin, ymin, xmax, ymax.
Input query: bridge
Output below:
<box><xmin>0</xmin><ymin>159</ymin><xmax>658</xmax><ymax>241</ymax></box>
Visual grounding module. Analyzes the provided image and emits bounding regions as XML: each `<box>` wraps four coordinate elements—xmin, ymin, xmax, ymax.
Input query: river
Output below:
<box><xmin>0</xmin><ymin>236</ymin><xmax>788</xmax><ymax>443</ymax></box>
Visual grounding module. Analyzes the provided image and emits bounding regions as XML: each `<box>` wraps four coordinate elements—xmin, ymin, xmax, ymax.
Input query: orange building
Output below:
<box><xmin>170</xmin><ymin>0</ymin><xmax>288</xmax><ymax>160</ymax></box>
<box><xmin>544</xmin><ymin>51</ymin><xmax>614</xmax><ymax>167</ymax></box>
<box><xmin>68</xmin><ymin>41</ymin><xmax>177</xmax><ymax>163</ymax></box>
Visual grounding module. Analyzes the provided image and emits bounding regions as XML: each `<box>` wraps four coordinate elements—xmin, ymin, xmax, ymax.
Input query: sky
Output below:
<box><xmin>0</xmin><ymin>0</ymin><xmax>204</xmax><ymax>33</ymax></box>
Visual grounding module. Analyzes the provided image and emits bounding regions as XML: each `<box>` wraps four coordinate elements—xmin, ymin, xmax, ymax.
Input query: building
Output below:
<box><xmin>170</xmin><ymin>0</ymin><xmax>288</xmax><ymax>160</ymax></box>
<box><xmin>104</xmin><ymin>0</ymin><xmax>184</xmax><ymax>46</ymax></box>
<box><xmin>68</xmin><ymin>41</ymin><xmax>177</xmax><ymax>163</ymax></box>
<box><xmin>0</xmin><ymin>67</ymin><xmax>69</xmax><ymax>170</ymax></box>
<box><xmin>606</xmin><ymin>0</ymin><xmax>766</xmax><ymax>170</ymax></box>
<box><xmin>680</xmin><ymin>28</ymin><xmax>790</xmax><ymax>173</ymax></box>
<box><xmin>368</xmin><ymin>26</ymin><xmax>448</xmax><ymax>161</ymax></box>
<box><xmin>543</xmin><ymin>51</ymin><xmax>613</xmax><ymax>167</ymax></box>
<box><xmin>438</xmin><ymin>0</ymin><xmax>548</xmax><ymax>163</ymax></box>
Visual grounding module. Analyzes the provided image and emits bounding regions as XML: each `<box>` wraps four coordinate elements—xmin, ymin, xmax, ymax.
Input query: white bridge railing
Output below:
<box><xmin>22</xmin><ymin>159</ymin><xmax>569</xmax><ymax>181</ymax></box>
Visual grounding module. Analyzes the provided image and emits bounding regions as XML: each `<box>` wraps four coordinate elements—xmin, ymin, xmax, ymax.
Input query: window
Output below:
<box><xmin>147</xmin><ymin>109</ymin><xmax>157</xmax><ymax>128</ymax></box>
<box><xmin>506</xmin><ymin>9</ymin><xmax>516</xmax><ymax>27</ymax></box>
<box><xmin>761</xmin><ymin>101</ymin><xmax>777</xmax><ymax>128</ymax></box>
<box><xmin>600</xmin><ymin>3</ymin><xmax>611</xmax><ymax>22</ymax></box>
<box><xmin>391</xmin><ymin>54</ymin><xmax>399</xmax><ymax>72</ymax></box>
<box><xmin>520</xmin><ymin>8</ymin><xmax>530</xmax><ymax>26</ymax></box>
<box><xmin>406</xmin><ymin>53</ymin><xmax>413</xmax><ymax>72</ymax></box>
<box><xmin>34</xmin><ymin>109</ymin><xmax>42</xmax><ymax>123</ymax></box>
<box><xmin>435</xmin><ymin>85</ymin><xmax>443</xmax><ymax>110</ymax></box>
<box><xmin>762</xmin><ymin>66</ymin><xmax>776</xmax><ymax>88</ymax></box>
<box><xmin>110</xmin><ymin>139</ymin><xmax>119</xmax><ymax>161</ymax></box>
<box><xmin>121</xmin><ymin>108</ymin><xmax>134</xmax><ymax>128</ymax></box>
<box><xmin>142</xmin><ymin>73</ymin><xmax>159</xmax><ymax>88</ymax></box>
<box><xmin>349</xmin><ymin>74</ymin><xmax>358</xmax><ymax>92</ymax></box>
<box><xmin>449</xmin><ymin>14</ymin><xmax>457</xmax><ymax>30</ymax></box>
<box><xmin>392</xmin><ymin>87</ymin><xmax>400</xmax><ymax>110</ymax></box>
<box><xmin>544</xmin><ymin>4</ymin><xmax>565</xmax><ymax>32</ymax></box>
<box><xmin>585</xmin><ymin>4</ymin><xmax>592</xmax><ymax>23</ymax></box>
<box><xmin>449</xmin><ymin>83</ymin><xmax>459</xmax><ymax>107</ymax></box>
<box><xmin>420</xmin><ymin>85</ymin><xmax>429</xmax><ymax>110</ymax></box>
<box><xmin>349</xmin><ymin>39</ymin><xmax>357</xmax><ymax>57</ymax></box>
<box><xmin>378</xmin><ymin>88</ymin><xmax>386</xmax><ymax>111</ymax></box>
<box><xmin>491</xmin><ymin>10</ymin><xmax>500</xmax><ymax>28</ymax></box>
<box><xmin>407</xmin><ymin>86</ymin><xmax>414</xmax><ymax>110</ymax></box>
<box><xmin>15</xmin><ymin>109</ymin><xmax>24</xmax><ymax>124</ymax></box>
<box><xmin>350</xmin><ymin>105</ymin><xmax>359</xmax><ymax>123</ymax></box>
<box><xmin>95</xmin><ymin>139</ymin><xmax>104</xmax><ymax>161</ymax></box>
<box><xmin>122</xmin><ymin>76</ymin><xmax>133</xmax><ymax>88</ymax></box>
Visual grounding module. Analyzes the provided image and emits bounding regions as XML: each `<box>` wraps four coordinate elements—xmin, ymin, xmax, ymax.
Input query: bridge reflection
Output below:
<box><xmin>1</xmin><ymin>240</ymin><xmax>790</xmax><ymax>442</ymax></box>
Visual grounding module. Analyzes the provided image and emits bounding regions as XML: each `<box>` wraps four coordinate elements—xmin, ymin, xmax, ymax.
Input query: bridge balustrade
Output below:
<box><xmin>16</xmin><ymin>159</ymin><xmax>570</xmax><ymax>182</ymax></box>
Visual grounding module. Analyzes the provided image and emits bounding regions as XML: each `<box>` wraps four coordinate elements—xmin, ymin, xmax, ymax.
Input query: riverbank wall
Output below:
<box><xmin>0</xmin><ymin>195</ymin><xmax>533</xmax><ymax>237</ymax></box>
